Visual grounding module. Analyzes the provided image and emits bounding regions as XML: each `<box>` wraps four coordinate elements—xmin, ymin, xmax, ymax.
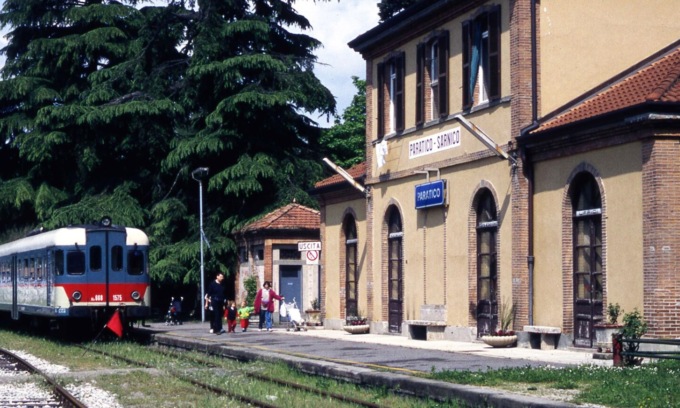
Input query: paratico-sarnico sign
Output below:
<box><xmin>409</xmin><ymin>127</ymin><xmax>461</xmax><ymax>159</ymax></box>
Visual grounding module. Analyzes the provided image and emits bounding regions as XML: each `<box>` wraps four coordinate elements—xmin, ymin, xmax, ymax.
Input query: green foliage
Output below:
<box><xmin>378</xmin><ymin>0</ymin><xmax>420</xmax><ymax>21</ymax></box>
<box><xmin>320</xmin><ymin>77</ymin><xmax>366</xmax><ymax>169</ymax></box>
<box><xmin>0</xmin><ymin>0</ymin><xmax>339</xmax><ymax>302</ymax></box>
<box><xmin>498</xmin><ymin>297</ymin><xmax>515</xmax><ymax>334</ymax></box>
<box><xmin>618</xmin><ymin>308</ymin><xmax>648</xmax><ymax>367</ymax></box>
<box><xmin>607</xmin><ymin>302</ymin><xmax>622</xmax><ymax>325</ymax></box>
<box><xmin>310</xmin><ymin>298</ymin><xmax>320</xmax><ymax>310</ymax></box>
<box><xmin>430</xmin><ymin>360</ymin><xmax>680</xmax><ymax>408</ymax></box>
<box><xmin>620</xmin><ymin>308</ymin><xmax>648</xmax><ymax>339</ymax></box>
<box><xmin>244</xmin><ymin>275</ymin><xmax>258</xmax><ymax>307</ymax></box>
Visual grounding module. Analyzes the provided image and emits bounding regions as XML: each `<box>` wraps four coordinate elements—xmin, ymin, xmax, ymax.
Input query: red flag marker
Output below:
<box><xmin>106</xmin><ymin>310</ymin><xmax>124</xmax><ymax>338</ymax></box>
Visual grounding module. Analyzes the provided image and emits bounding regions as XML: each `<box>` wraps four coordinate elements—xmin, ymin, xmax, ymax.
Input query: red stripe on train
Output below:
<box><xmin>57</xmin><ymin>283</ymin><xmax>149</xmax><ymax>303</ymax></box>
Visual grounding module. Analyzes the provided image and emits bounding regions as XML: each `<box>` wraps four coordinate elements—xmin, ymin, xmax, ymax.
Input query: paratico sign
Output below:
<box><xmin>415</xmin><ymin>179</ymin><xmax>447</xmax><ymax>209</ymax></box>
<box><xmin>298</xmin><ymin>241</ymin><xmax>321</xmax><ymax>251</ymax></box>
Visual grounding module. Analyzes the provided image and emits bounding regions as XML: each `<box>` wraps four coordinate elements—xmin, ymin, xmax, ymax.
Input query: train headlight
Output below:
<box><xmin>131</xmin><ymin>290</ymin><xmax>141</xmax><ymax>301</ymax></box>
<box><xmin>100</xmin><ymin>216</ymin><xmax>112</xmax><ymax>227</ymax></box>
<box><xmin>72</xmin><ymin>291</ymin><xmax>82</xmax><ymax>302</ymax></box>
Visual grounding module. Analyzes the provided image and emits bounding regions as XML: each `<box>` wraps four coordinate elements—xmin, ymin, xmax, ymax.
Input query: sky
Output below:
<box><xmin>0</xmin><ymin>0</ymin><xmax>381</xmax><ymax>126</ymax></box>
<box><xmin>292</xmin><ymin>0</ymin><xmax>381</xmax><ymax>126</ymax></box>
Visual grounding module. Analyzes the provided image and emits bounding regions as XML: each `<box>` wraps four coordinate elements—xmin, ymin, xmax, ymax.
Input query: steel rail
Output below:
<box><xmin>0</xmin><ymin>347</ymin><xmax>87</xmax><ymax>408</ymax></box>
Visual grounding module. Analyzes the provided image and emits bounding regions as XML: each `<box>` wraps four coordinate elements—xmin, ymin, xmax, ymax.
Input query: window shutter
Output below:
<box><xmin>438</xmin><ymin>31</ymin><xmax>449</xmax><ymax>118</ymax></box>
<box><xmin>416</xmin><ymin>43</ymin><xmax>424</xmax><ymax>126</ymax></box>
<box><xmin>488</xmin><ymin>5</ymin><xmax>501</xmax><ymax>101</ymax></box>
<box><xmin>377</xmin><ymin>62</ymin><xmax>385</xmax><ymax>138</ymax></box>
<box><xmin>462</xmin><ymin>21</ymin><xmax>472</xmax><ymax>110</ymax></box>
<box><xmin>395</xmin><ymin>52</ymin><xmax>405</xmax><ymax>132</ymax></box>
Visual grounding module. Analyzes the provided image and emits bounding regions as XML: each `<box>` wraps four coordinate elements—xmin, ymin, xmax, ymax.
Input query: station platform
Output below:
<box><xmin>135</xmin><ymin>321</ymin><xmax>610</xmax><ymax>407</ymax></box>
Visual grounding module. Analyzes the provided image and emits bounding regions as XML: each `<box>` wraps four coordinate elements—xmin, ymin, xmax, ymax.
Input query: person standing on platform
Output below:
<box><xmin>254</xmin><ymin>281</ymin><xmax>284</xmax><ymax>332</ymax></box>
<box><xmin>225</xmin><ymin>300</ymin><xmax>238</xmax><ymax>333</ymax></box>
<box><xmin>205</xmin><ymin>272</ymin><xmax>226</xmax><ymax>334</ymax></box>
<box><xmin>238</xmin><ymin>300</ymin><xmax>254</xmax><ymax>332</ymax></box>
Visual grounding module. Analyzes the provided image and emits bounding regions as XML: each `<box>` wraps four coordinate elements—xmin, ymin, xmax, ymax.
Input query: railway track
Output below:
<box><xmin>78</xmin><ymin>344</ymin><xmax>391</xmax><ymax>408</ymax></box>
<box><xmin>149</xmin><ymin>346</ymin><xmax>387</xmax><ymax>408</ymax></box>
<box><xmin>0</xmin><ymin>348</ymin><xmax>87</xmax><ymax>408</ymax></box>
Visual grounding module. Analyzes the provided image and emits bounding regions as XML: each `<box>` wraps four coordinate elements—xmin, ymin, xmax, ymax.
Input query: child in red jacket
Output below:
<box><xmin>224</xmin><ymin>300</ymin><xmax>238</xmax><ymax>333</ymax></box>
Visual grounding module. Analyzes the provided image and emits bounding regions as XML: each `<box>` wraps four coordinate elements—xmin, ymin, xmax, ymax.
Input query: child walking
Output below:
<box><xmin>224</xmin><ymin>300</ymin><xmax>238</xmax><ymax>333</ymax></box>
<box><xmin>238</xmin><ymin>300</ymin><xmax>254</xmax><ymax>332</ymax></box>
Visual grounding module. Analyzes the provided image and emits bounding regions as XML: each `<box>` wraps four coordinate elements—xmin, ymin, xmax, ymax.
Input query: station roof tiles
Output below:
<box><xmin>534</xmin><ymin>42</ymin><xmax>680</xmax><ymax>133</ymax></box>
<box><xmin>238</xmin><ymin>203</ymin><xmax>319</xmax><ymax>233</ymax></box>
<box><xmin>314</xmin><ymin>162</ymin><xmax>366</xmax><ymax>189</ymax></box>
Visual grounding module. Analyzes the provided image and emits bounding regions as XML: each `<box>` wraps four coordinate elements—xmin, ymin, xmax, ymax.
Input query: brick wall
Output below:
<box><xmin>642</xmin><ymin>137</ymin><xmax>680</xmax><ymax>337</ymax></box>
<box><xmin>509</xmin><ymin>0</ymin><xmax>538</xmax><ymax>329</ymax></box>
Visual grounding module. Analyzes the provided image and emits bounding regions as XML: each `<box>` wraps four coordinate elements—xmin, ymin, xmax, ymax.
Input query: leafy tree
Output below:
<box><xmin>319</xmin><ymin>76</ymin><xmax>365</xmax><ymax>169</ymax></box>
<box><xmin>0</xmin><ymin>0</ymin><xmax>335</xmax><ymax>308</ymax></box>
<box><xmin>378</xmin><ymin>0</ymin><xmax>420</xmax><ymax>21</ymax></box>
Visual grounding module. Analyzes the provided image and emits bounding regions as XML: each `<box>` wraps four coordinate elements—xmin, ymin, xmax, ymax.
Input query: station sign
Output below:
<box><xmin>415</xmin><ymin>179</ymin><xmax>446</xmax><ymax>209</ymax></box>
<box><xmin>298</xmin><ymin>241</ymin><xmax>321</xmax><ymax>251</ymax></box>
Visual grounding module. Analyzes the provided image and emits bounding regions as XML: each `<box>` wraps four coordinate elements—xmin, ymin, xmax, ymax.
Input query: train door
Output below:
<box><xmin>11</xmin><ymin>255</ymin><xmax>18</xmax><ymax>320</ymax></box>
<box><xmin>45</xmin><ymin>252</ymin><xmax>52</xmax><ymax>306</ymax></box>
<box><xmin>86</xmin><ymin>229</ymin><xmax>127</xmax><ymax>306</ymax></box>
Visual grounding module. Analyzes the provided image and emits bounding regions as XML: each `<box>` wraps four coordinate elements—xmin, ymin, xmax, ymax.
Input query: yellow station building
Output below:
<box><xmin>312</xmin><ymin>0</ymin><xmax>680</xmax><ymax>348</ymax></box>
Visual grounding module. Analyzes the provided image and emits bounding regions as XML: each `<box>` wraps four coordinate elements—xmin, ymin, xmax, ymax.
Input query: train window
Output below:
<box><xmin>37</xmin><ymin>257</ymin><xmax>43</xmax><ymax>280</ymax></box>
<box><xmin>22</xmin><ymin>259</ymin><xmax>29</xmax><ymax>280</ymax></box>
<box><xmin>55</xmin><ymin>250</ymin><xmax>65</xmax><ymax>275</ymax></box>
<box><xmin>111</xmin><ymin>245</ymin><xmax>123</xmax><ymax>271</ymax></box>
<box><xmin>90</xmin><ymin>246</ymin><xmax>102</xmax><ymax>271</ymax></box>
<box><xmin>30</xmin><ymin>258</ymin><xmax>35</xmax><ymax>280</ymax></box>
<box><xmin>128</xmin><ymin>250</ymin><xmax>144</xmax><ymax>275</ymax></box>
<box><xmin>67</xmin><ymin>251</ymin><xmax>85</xmax><ymax>275</ymax></box>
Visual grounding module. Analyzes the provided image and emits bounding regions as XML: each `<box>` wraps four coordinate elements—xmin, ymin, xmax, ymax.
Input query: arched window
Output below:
<box><xmin>476</xmin><ymin>189</ymin><xmax>498</xmax><ymax>336</ymax></box>
<box><xmin>344</xmin><ymin>215</ymin><xmax>358</xmax><ymax>317</ymax></box>
<box><xmin>571</xmin><ymin>172</ymin><xmax>603</xmax><ymax>348</ymax></box>
<box><xmin>387</xmin><ymin>206</ymin><xmax>403</xmax><ymax>333</ymax></box>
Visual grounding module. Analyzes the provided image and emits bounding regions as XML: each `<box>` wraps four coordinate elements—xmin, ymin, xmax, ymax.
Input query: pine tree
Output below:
<box><xmin>378</xmin><ymin>0</ymin><xmax>420</xmax><ymax>21</ymax></box>
<box><xmin>0</xmin><ymin>0</ymin><xmax>336</xmax><ymax>294</ymax></box>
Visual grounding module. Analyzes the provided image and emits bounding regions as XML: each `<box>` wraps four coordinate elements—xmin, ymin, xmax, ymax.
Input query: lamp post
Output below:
<box><xmin>191</xmin><ymin>167</ymin><xmax>209</xmax><ymax>322</ymax></box>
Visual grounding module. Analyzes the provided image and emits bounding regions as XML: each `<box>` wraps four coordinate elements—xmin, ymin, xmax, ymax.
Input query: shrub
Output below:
<box><xmin>244</xmin><ymin>275</ymin><xmax>258</xmax><ymax>306</ymax></box>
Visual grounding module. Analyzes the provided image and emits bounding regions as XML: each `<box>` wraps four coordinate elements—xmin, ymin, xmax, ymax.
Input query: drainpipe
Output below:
<box><xmin>519</xmin><ymin>0</ymin><xmax>540</xmax><ymax>326</ymax></box>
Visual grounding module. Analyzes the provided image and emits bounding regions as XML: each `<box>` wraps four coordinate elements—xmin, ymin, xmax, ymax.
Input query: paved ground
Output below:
<box><xmin>142</xmin><ymin>321</ymin><xmax>609</xmax><ymax>372</ymax></box>
<box><xmin>138</xmin><ymin>321</ymin><xmax>611</xmax><ymax>407</ymax></box>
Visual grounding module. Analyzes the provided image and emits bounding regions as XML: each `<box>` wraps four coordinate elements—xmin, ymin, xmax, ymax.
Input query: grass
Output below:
<box><xmin>0</xmin><ymin>328</ymin><xmax>461</xmax><ymax>407</ymax></box>
<box><xmin>428</xmin><ymin>359</ymin><xmax>680</xmax><ymax>407</ymax></box>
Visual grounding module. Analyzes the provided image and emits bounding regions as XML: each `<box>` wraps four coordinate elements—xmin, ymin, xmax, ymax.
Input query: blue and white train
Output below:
<box><xmin>0</xmin><ymin>217</ymin><xmax>151</xmax><ymax>329</ymax></box>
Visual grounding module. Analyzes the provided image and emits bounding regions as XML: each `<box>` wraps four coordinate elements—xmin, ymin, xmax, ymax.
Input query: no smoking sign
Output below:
<box><xmin>306</xmin><ymin>250</ymin><xmax>319</xmax><ymax>264</ymax></box>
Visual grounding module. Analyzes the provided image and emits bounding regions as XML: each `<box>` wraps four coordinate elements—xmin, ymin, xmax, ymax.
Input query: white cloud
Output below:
<box><xmin>292</xmin><ymin>0</ymin><xmax>380</xmax><ymax>126</ymax></box>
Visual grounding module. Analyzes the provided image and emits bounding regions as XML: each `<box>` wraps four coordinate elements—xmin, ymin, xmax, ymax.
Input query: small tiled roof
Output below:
<box><xmin>534</xmin><ymin>43</ymin><xmax>680</xmax><ymax>133</ymax></box>
<box><xmin>239</xmin><ymin>203</ymin><xmax>319</xmax><ymax>233</ymax></box>
<box><xmin>314</xmin><ymin>162</ymin><xmax>366</xmax><ymax>189</ymax></box>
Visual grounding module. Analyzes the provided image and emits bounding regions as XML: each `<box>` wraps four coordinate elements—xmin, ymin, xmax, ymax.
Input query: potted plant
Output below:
<box><xmin>305</xmin><ymin>298</ymin><xmax>322</xmax><ymax>326</ymax></box>
<box><xmin>481</xmin><ymin>298</ymin><xmax>517</xmax><ymax>347</ymax></box>
<box><xmin>594</xmin><ymin>303</ymin><xmax>623</xmax><ymax>353</ymax></box>
<box><xmin>343</xmin><ymin>314</ymin><xmax>369</xmax><ymax>334</ymax></box>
